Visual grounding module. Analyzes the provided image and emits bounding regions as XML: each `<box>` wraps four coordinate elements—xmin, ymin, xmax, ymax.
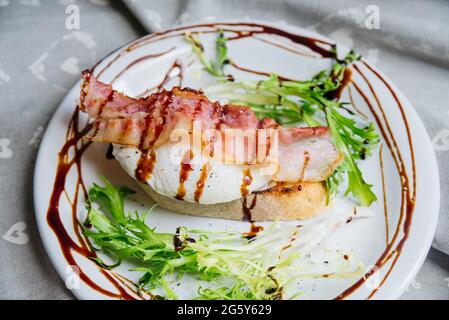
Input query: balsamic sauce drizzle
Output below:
<box><xmin>243</xmin><ymin>221</ymin><xmax>263</xmax><ymax>239</ymax></box>
<box><xmin>45</xmin><ymin>22</ymin><xmax>416</xmax><ymax>300</ymax></box>
<box><xmin>135</xmin><ymin>149</ymin><xmax>156</xmax><ymax>183</ymax></box>
<box><xmin>299</xmin><ymin>151</ymin><xmax>311</xmax><ymax>181</ymax></box>
<box><xmin>252</xmin><ymin>35</ymin><xmax>320</xmax><ymax>58</ymax></box>
<box><xmin>110</xmin><ymin>47</ymin><xmax>176</xmax><ymax>85</ymax></box>
<box><xmin>229</xmin><ymin>61</ymin><xmax>292</xmax><ymax>81</ymax></box>
<box><xmin>175</xmin><ymin>150</ymin><xmax>194</xmax><ymax>200</ymax></box>
<box><xmin>137</xmin><ymin>59</ymin><xmax>184</xmax><ymax>98</ymax></box>
<box><xmin>46</xmin><ymin>107</ymin><xmax>139</xmax><ymax>300</ymax></box>
<box><xmin>194</xmin><ymin>164</ymin><xmax>209</xmax><ymax>203</ymax></box>
<box><xmin>329</xmin><ymin>67</ymin><xmax>352</xmax><ymax>100</ymax></box>
<box><xmin>240</xmin><ymin>168</ymin><xmax>257</xmax><ymax>222</ymax></box>
<box><xmin>242</xmin><ymin>194</ymin><xmax>258</xmax><ymax>223</ymax></box>
<box><xmin>379</xmin><ymin>144</ymin><xmax>390</xmax><ymax>246</ymax></box>
<box><xmin>240</xmin><ymin>168</ymin><xmax>253</xmax><ymax>198</ymax></box>
<box><xmin>335</xmin><ymin>64</ymin><xmax>416</xmax><ymax>300</ymax></box>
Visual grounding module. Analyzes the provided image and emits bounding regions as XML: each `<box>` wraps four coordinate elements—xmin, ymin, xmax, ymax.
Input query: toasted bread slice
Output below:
<box><xmin>140</xmin><ymin>182</ymin><xmax>328</xmax><ymax>221</ymax></box>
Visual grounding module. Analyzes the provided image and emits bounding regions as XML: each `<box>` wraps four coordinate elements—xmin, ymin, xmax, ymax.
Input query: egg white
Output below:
<box><xmin>113</xmin><ymin>144</ymin><xmax>273</xmax><ymax>204</ymax></box>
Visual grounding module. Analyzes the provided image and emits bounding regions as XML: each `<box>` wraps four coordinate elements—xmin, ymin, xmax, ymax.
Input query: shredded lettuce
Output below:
<box><xmin>83</xmin><ymin>178</ymin><xmax>363</xmax><ymax>300</ymax></box>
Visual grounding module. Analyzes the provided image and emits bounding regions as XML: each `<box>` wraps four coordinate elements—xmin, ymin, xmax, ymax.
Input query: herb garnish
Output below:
<box><xmin>83</xmin><ymin>178</ymin><xmax>362</xmax><ymax>299</ymax></box>
<box><xmin>187</xmin><ymin>31</ymin><xmax>379</xmax><ymax>206</ymax></box>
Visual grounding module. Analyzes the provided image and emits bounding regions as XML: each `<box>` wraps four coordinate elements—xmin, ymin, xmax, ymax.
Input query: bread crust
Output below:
<box><xmin>140</xmin><ymin>182</ymin><xmax>328</xmax><ymax>221</ymax></box>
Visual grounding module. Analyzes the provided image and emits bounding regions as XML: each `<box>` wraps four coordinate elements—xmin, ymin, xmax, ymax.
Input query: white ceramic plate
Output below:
<box><xmin>33</xmin><ymin>21</ymin><xmax>439</xmax><ymax>300</ymax></box>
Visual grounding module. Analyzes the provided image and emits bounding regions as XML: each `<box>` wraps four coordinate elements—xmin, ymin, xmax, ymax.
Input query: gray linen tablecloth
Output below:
<box><xmin>0</xmin><ymin>0</ymin><xmax>448</xmax><ymax>299</ymax></box>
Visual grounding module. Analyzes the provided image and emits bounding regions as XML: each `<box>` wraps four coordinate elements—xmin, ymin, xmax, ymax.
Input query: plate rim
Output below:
<box><xmin>32</xmin><ymin>19</ymin><xmax>440</xmax><ymax>300</ymax></box>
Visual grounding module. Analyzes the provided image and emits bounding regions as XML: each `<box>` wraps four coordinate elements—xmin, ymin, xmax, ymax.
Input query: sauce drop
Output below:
<box><xmin>240</xmin><ymin>168</ymin><xmax>253</xmax><ymax>197</ymax></box>
<box><xmin>175</xmin><ymin>150</ymin><xmax>193</xmax><ymax>200</ymax></box>
<box><xmin>135</xmin><ymin>149</ymin><xmax>156</xmax><ymax>183</ymax></box>
<box><xmin>194</xmin><ymin>164</ymin><xmax>209</xmax><ymax>203</ymax></box>
<box><xmin>243</xmin><ymin>223</ymin><xmax>264</xmax><ymax>239</ymax></box>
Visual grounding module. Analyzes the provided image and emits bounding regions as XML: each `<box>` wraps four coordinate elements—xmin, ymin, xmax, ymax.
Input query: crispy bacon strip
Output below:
<box><xmin>79</xmin><ymin>70</ymin><xmax>343</xmax><ymax>182</ymax></box>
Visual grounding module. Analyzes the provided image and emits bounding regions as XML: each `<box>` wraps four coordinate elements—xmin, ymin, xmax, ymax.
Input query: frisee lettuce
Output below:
<box><xmin>83</xmin><ymin>178</ymin><xmax>363</xmax><ymax>300</ymax></box>
<box><xmin>186</xmin><ymin>31</ymin><xmax>379</xmax><ymax>206</ymax></box>
<box><xmin>185</xmin><ymin>29</ymin><xmax>228</xmax><ymax>78</ymax></box>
